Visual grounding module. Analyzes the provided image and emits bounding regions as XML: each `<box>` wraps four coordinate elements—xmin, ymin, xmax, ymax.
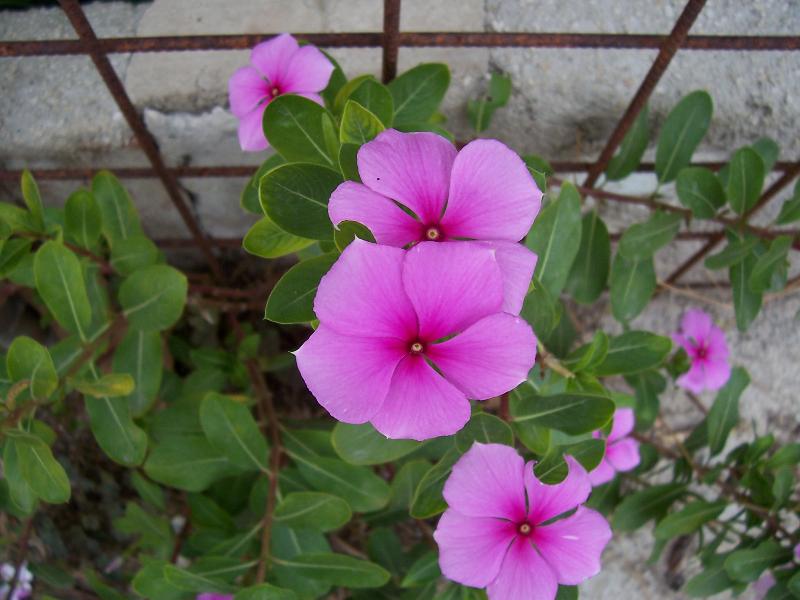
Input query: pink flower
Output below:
<box><xmin>228</xmin><ymin>33</ymin><xmax>334</xmax><ymax>152</ymax></box>
<box><xmin>328</xmin><ymin>129</ymin><xmax>542</xmax><ymax>314</ymax></box>
<box><xmin>753</xmin><ymin>572</ymin><xmax>776</xmax><ymax>600</ymax></box>
<box><xmin>196</xmin><ymin>594</ymin><xmax>233</xmax><ymax>600</ymax></box>
<box><xmin>434</xmin><ymin>443</ymin><xmax>612</xmax><ymax>600</ymax></box>
<box><xmin>588</xmin><ymin>407</ymin><xmax>641</xmax><ymax>486</ymax></box>
<box><xmin>672</xmin><ymin>309</ymin><xmax>731</xmax><ymax>394</ymax></box>
<box><xmin>294</xmin><ymin>240</ymin><xmax>536</xmax><ymax>440</ymax></box>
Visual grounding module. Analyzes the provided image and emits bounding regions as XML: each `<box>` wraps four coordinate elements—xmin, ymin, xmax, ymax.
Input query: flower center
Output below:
<box><xmin>424</xmin><ymin>226</ymin><xmax>442</xmax><ymax>241</ymax></box>
<box><xmin>270</xmin><ymin>86</ymin><xmax>281</xmax><ymax>97</ymax></box>
<box><xmin>695</xmin><ymin>343</ymin><xmax>708</xmax><ymax>360</ymax></box>
<box><xmin>517</xmin><ymin>522</ymin><xmax>532</xmax><ymax>536</ymax></box>
<box><xmin>409</xmin><ymin>341</ymin><xmax>425</xmax><ymax>354</ymax></box>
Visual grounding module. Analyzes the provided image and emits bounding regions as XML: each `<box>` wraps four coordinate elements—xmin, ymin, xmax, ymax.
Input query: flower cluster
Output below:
<box><xmin>0</xmin><ymin>562</ymin><xmax>33</xmax><ymax>600</ymax></box>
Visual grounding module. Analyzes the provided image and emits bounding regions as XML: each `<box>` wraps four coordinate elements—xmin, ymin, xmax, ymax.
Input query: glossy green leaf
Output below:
<box><xmin>274</xmin><ymin>491</ymin><xmax>351</xmax><ymax>531</ymax></box>
<box><xmin>618</xmin><ymin>211</ymin><xmax>682</xmax><ymax>260</ymax></box>
<box><xmin>273</xmin><ymin>553</ymin><xmax>390</xmax><ymax>588</ymax></box>
<box><xmin>565</xmin><ymin>211</ymin><xmax>610</xmax><ymax>303</ymax></box>
<box><xmin>331</xmin><ymin>422</ymin><xmax>418</xmax><ymax>465</ymax></box>
<box><xmin>730</xmin><ymin>248</ymin><xmax>762</xmax><ymax>331</ymax></box>
<box><xmin>0</xmin><ymin>238</ymin><xmax>31</xmax><ymax>277</ymax></box>
<box><xmin>707</xmin><ymin>367</ymin><xmax>749</xmax><ymax>456</ymax></box>
<box><xmin>271</xmin><ymin>524</ymin><xmax>331</xmax><ymax>598</ymax></box>
<box><xmin>684</xmin><ymin>553</ymin><xmax>736</xmax><ymax>597</ymax></box>
<box><xmin>91</xmin><ymin>170</ymin><xmax>143</xmax><ymax>246</ymax></box>
<box><xmin>612</xmin><ymin>483</ymin><xmax>686</xmax><ymax>532</ymax></box>
<box><xmin>20</xmin><ymin>169</ymin><xmax>44</xmax><ymax>230</ymax></box>
<box><xmin>455</xmin><ymin>412</ymin><xmax>514</xmax><ymax>452</ymax></box>
<box><xmin>73</xmin><ymin>373</ymin><xmax>135</xmax><ymax>398</ymax></box>
<box><xmin>401</xmin><ymin>551</ymin><xmax>441</xmax><ymax>588</ymax></box>
<box><xmin>704</xmin><ymin>237</ymin><xmax>759</xmax><ymax>270</ymax></box>
<box><xmin>163</xmin><ymin>564</ymin><xmax>237</xmax><ymax>594</ymax></box>
<box><xmin>113</xmin><ymin>329</ymin><xmax>163</xmax><ymax>417</ymax></box>
<box><xmin>3</xmin><ymin>442</ymin><xmax>37</xmax><ymax>513</ymax></box>
<box><xmin>727</xmin><ymin>147</ymin><xmax>765</xmax><ymax>214</ymax></box>
<box><xmin>626</xmin><ymin>370</ymin><xmax>665</xmax><ymax>431</ymax></box>
<box><xmin>467</xmin><ymin>72</ymin><xmax>512</xmax><ymax>133</ymax></box>
<box><xmin>241</xmin><ymin>153</ymin><xmax>286</xmax><ymax>214</ymax></box>
<box><xmin>131</xmin><ymin>561</ymin><xmax>186</xmax><ymax>600</ymax></box>
<box><xmin>511</xmin><ymin>390</ymin><xmax>614</xmax><ymax>435</ymax></box>
<box><xmin>676</xmin><ymin>167</ymin><xmax>726</xmax><ymax>218</ymax></box>
<box><xmin>64</xmin><ymin>188</ymin><xmax>102</xmax><ymax>250</ymax></box>
<box><xmin>7</xmin><ymin>431</ymin><xmax>70</xmax><ymax>504</ymax></box>
<box><xmin>263</xmin><ymin>94</ymin><xmax>338</xmax><ymax>167</ymax></box>
<box><xmin>564</xmin><ymin>331</ymin><xmax>609</xmax><ymax>372</ymax></box>
<box><xmin>338</xmin><ymin>142</ymin><xmax>361</xmax><ymax>182</ymax></box>
<box><xmin>749</xmin><ymin>236</ymin><xmax>791</xmax><ymax>293</ymax></box>
<box><xmin>265</xmin><ymin>253</ymin><xmax>338</xmax><ymax>324</ymax></box>
<box><xmin>752</xmin><ymin>137</ymin><xmax>779</xmax><ymax>174</ymax></box>
<box><xmin>340</xmin><ymin>100</ymin><xmax>385</xmax><ymax>145</ymax></box>
<box><xmin>333</xmin><ymin>220</ymin><xmax>376</xmax><ymax>252</ymax></box>
<box><xmin>724</xmin><ymin>540</ymin><xmax>789</xmax><ymax>583</ymax></box>
<box><xmin>34</xmin><ymin>241</ymin><xmax>92</xmax><ymax>340</ymax></box>
<box><xmin>593</xmin><ymin>331</ymin><xmax>672</xmax><ymax>376</ymax></box>
<box><xmin>6</xmin><ymin>336</ymin><xmax>58</xmax><ymax>402</ymax></box>
<box><xmin>144</xmin><ymin>434</ymin><xmax>234</xmax><ymax>492</ymax></box>
<box><xmin>534</xmin><ymin>439</ymin><xmax>606</xmax><ymax>484</ymax></box>
<box><xmin>109</xmin><ymin>235</ymin><xmax>159</xmax><ymax>276</ymax></box>
<box><xmin>410</xmin><ymin>447</ymin><xmax>461</xmax><ymax>519</ymax></box>
<box><xmin>520</xmin><ymin>276</ymin><xmax>561</xmax><ymax>339</ymax></box>
<box><xmin>260</xmin><ymin>162</ymin><xmax>341</xmax><ymax>240</ymax></box>
<box><xmin>654</xmin><ymin>500</ymin><xmax>726</xmax><ymax>540</ymax></box>
<box><xmin>200</xmin><ymin>392</ymin><xmax>270</xmax><ymax>472</ymax></box>
<box><xmin>243</xmin><ymin>215</ymin><xmax>313</xmax><ymax>259</ymax></box>
<box><xmin>655</xmin><ymin>90</ymin><xmax>713</xmax><ymax>183</ymax></box>
<box><xmin>776</xmin><ymin>182</ymin><xmax>800</xmax><ymax>224</ymax></box>
<box><xmin>609</xmin><ymin>251</ymin><xmax>657</xmax><ymax>324</ymax></box>
<box><xmin>235</xmin><ymin>584</ymin><xmax>298</xmax><ymax>600</ymax></box>
<box><xmin>388</xmin><ymin>63</ymin><xmax>450</xmax><ymax>125</ymax></box>
<box><xmin>606</xmin><ymin>105</ymin><xmax>649</xmax><ymax>181</ymax></box>
<box><xmin>347</xmin><ymin>78</ymin><xmax>394</xmax><ymax>126</ymax></box>
<box><xmin>131</xmin><ymin>471</ymin><xmax>166</xmax><ymax>510</ymax></box>
<box><xmin>119</xmin><ymin>264</ymin><xmax>187</xmax><ymax>331</ymax></box>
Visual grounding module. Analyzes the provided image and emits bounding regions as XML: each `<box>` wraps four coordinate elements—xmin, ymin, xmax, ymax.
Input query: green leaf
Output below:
<box><xmin>388</xmin><ymin>63</ymin><xmax>450</xmax><ymax>125</ymax></box>
<box><xmin>724</xmin><ymin>540</ymin><xmax>789</xmax><ymax>583</ymax></box>
<box><xmin>749</xmin><ymin>236</ymin><xmax>792</xmax><ymax>293</ymax></box>
<box><xmin>274</xmin><ymin>491</ymin><xmax>352</xmax><ymax>532</ymax></box>
<box><xmin>510</xmin><ymin>389</ymin><xmax>614</xmax><ymax>435</ymax></box>
<box><xmin>131</xmin><ymin>471</ymin><xmax>166</xmax><ymax>510</ymax></box>
<box><xmin>626</xmin><ymin>370</ymin><xmax>665</xmax><ymax>430</ymax></box>
<box><xmin>265</xmin><ymin>253</ymin><xmax>338</xmax><ymax>323</ymax></box>
<box><xmin>144</xmin><ymin>434</ymin><xmax>234</xmax><ymax>492</ymax></box>
<box><xmin>243</xmin><ymin>215</ymin><xmax>313</xmax><ymax>259</ymax></box>
<box><xmin>73</xmin><ymin>373</ymin><xmax>135</xmax><ymax>398</ymax></box>
<box><xmin>131</xmin><ymin>561</ymin><xmax>186</xmax><ymax>600</ymax></box>
<box><xmin>109</xmin><ymin>235</ymin><xmax>159</xmax><ymax>276</ymax></box>
<box><xmin>20</xmin><ymin>169</ymin><xmax>45</xmax><ymax>230</ymax></box>
<box><xmin>565</xmin><ymin>211</ymin><xmax>610</xmax><ymax>304</ymax></box>
<box><xmin>526</xmin><ymin>182</ymin><xmax>583</xmax><ymax>297</ymax></box>
<box><xmin>609</xmin><ymin>251</ymin><xmax>657</xmax><ymax>323</ymax></box>
<box><xmin>263</xmin><ymin>94</ymin><xmax>338</xmax><ymax>167</ymax></box>
<box><xmin>467</xmin><ymin>72</ymin><xmax>512</xmax><ymax>133</ymax></box>
<box><xmin>752</xmin><ymin>137</ymin><xmax>779</xmax><ymax>174</ymax></box>
<box><xmin>340</xmin><ymin>100</ymin><xmax>385</xmax><ymax>145</ymax></box>
<box><xmin>776</xmin><ymin>184</ymin><xmax>800</xmax><ymax>224</ymax></box>
<box><xmin>730</xmin><ymin>248</ymin><xmax>762</xmax><ymax>331</ymax></box>
<box><xmin>704</xmin><ymin>237</ymin><xmax>759</xmax><ymax>270</ymax></box>
<box><xmin>241</xmin><ymin>153</ymin><xmax>286</xmax><ymax>214</ymax></box>
<box><xmin>200</xmin><ymin>392</ymin><xmax>270</xmax><ymax>472</ymax></box>
<box><xmin>401</xmin><ymin>551</ymin><xmax>441</xmax><ymax>588</ymax></box>
<box><xmin>338</xmin><ymin>142</ymin><xmax>361</xmax><ymax>182</ymax></box>
<box><xmin>534</xmin><ymin>439</ymin><xmax>606</xmax><ymax>483</ymax></box>
<box><xmin>655</xmin><ymin>90</ymin><xmax>713</xmax><ymax>183</ymax></box>
<box><xmin>6</xmin><ymin>336</ymin><xmax>58</xmax><ymax>402</ymax></box>
<box><xmin>455</xmin><ymin>412</ymin><xmax>514</xmax><ymax>452</ymax></box>
<box><xmin>91</xmin><ymin>170</ymin><xmax>142</xmax><ymax>246</ymax></box>
<box><xmin>654</xmin><ymin>500</ymin><xmax>726</xmax><ymax>540</ymax></box>
<box><xmin>618</xmin><ymin>211</ymin><xmax>682</xmax><ymax>260</ymax></box>
<box><xmin>64</xmin><ymin>188</ymin><xmax>102</xmax><ymax>250</ymax></box>
<box><xmin>410</xmin><ymin>447</ymin><xmax>461</xmax><ymax>519</ymax></box>
<box><xmin>119</xmin><ymin>264</ymin><xmax>188</xmax><ymax>331</ymax></box>
<box><xmin>34</xmin><ymin>241</ymin><xmax>92</xmax><ymax>340</ymax></box>
<box><xmin>520</xmin><ymin>276</ymin><xmax>561</xmax><ymax>339</ymax></box>
<box><xmin>163</xmin><ymin>564</ymin><xmax>237</xmax><ymax>594</ymax></box>
<box><xmin>3</xmin><ymin>441</ymin><xmax>37</xmax><ymax>513</ymax></box>
<box><xmin>612</xmin><ymin>483</ymin><xmax>686</xmax><ymax>532</ymax></box>
<box><xmin>235</xmin><ymin>584</ymin><xmax>298</xmax><ymax>600</ymax></box>
<box><xmin>347</xmin><ymin>77</ymin><xmax>394</xmax><ymax>126</ymax></box>
<box><xmin>260</xmin><ymin>162</ymin><xmax>342</xmax><ymax>240</ymax></box>
<box><xmin>274</xmin><ymin>553</ymin><xmax>390</xmax><ymax>588</ymax></box>
<box><xmin>766</xmin><ymin>443</ymin><xmax>800</xmax><ymax>469</ymax></box>
<box><xmin>333</xmin><ymin>220</ymin><xmax>376</xmax><ymax>252</ymax></box>
<box><xmin>564</xmin><ymin>331</ymin><xmax>609</xmax><ymax>373</ymax></box>
<box><xmin>7</xmin><ymin>431</ymin><xmax>70</xmax><ymax>504</ymax></box>
<box><xmin>331</xmin><ymin>422</ymin><xmax>418</xmax><ymax>465</ymax></box>
<box><xmin>0</xmin><ymin>238</ymin><xmax>31</xmax><ymax>277</ymax></box>
<box><xmin>593</xmin><ymin>331</ymin><xmax>671</xmax><ymax>376</ymax></box>
<box><xmin>271</xmin><ymin>524</ymin><xmax>332</xmax><ymax>598</ymax></box>
<box><xmin>112</xmin><ymin>329</ymin><xmax>163</xmax><ymax>417</ymax></box>
<box><xmin>684</xmin><ymin>553</ymin><xmax>736</xmax><ymax>597</ymax></box>
<box><xmin>676</xmin><ymin>167</ymin><xmax>725</xmax><ymax>218</ymax></box>
<box><xmin>606</xmin><ymin>105</ymin><xmax>649</xmax><ymax>181</ymax></box>
<box><xmin>727</xmin><ymin>147</ymin><xmax>765</xmax><ymax>214</ymax></box>
<box><xmin>707</xmin><ymin>367</ymin><xmax>748</xmax><ymax>456</ymax></box>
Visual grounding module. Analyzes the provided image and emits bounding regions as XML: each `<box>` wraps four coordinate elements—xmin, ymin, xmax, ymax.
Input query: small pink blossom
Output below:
<box><xmin>672</xmin><ymin>308</ymin><xmax>731</xmax><ymax>394</ymax></box>
<box><xmin>589</xmin><ymin>407</ymin><xmax>641</xmax><ymax>486</ymax></box>
<box><xmin>753</xmin><ymin>572</ymin><xmax>776</xmax><ymax>600</ymax></box>
<box><xmin>228</xmin><ymin>33</ymin><xmax>334</xmax><ymax>152</ymax></box>
<box><xmin>294</xmin><ymin>240</ymin><xmax>536</xmax><ymax>440</ymax></box>
<box><xmin>434</xmin><ymin>443</ymin><xmax>612</xmax><ymax>600</ymax></box>
<box><xmin>328</xmin><ymin>129</ymin><xmax>542</xmax><ymax>314</ymax></box>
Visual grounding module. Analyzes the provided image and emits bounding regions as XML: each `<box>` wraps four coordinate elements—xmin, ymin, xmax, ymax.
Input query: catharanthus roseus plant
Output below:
<box><xmin>1</xmin><ymin>30</ymin><xmax>798</xmax><ymax>600</ymax></box>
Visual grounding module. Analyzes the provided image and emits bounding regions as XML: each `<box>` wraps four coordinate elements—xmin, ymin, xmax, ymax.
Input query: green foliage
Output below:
<box><xmin>618</xmin><ymin>211</ymin><xmax>682</xmax><ymax>260</ymax></box>
<box><xmin>655</xmin><ymin>90</ymin><xmax>713</xmax><ymax>183</ymax></box>
<box><xmin>200</xmin><ymin>392</ymin><xmax>270</xmax><ymax>472</ymax></box>
<box><xmin>388</xmin><ymin>63</ymin><xmax>450</xmax><ymax>125</ymax></box>
<box><xmin>340</xmin><ymin>100</ymin><xmax>385</xmax><ymax>145</ymax></box>
<box><xmin>263</xmin><ymin>95</ymin><xmax>339</xmax><ymax>168</ymax></box>
<box><xmin>606</xmin><ymin>105</ymin><xmax>649</xmax><ymax>180</ymax></box>
<box><xmin>467</xmin><ymin>72</ymin><xmax>512</xmax><ymax>133</ymax></box>
<box><xmin>265</xmin><ymin>253</ymin><xmax>339</xmax><ymax>323</ymax></box>
<box><xmin>676</xmin><ymin>167</ymin><xmax>726</xmax><ymax>218</ymax></box>
<box><xmin>119</xmin><ymin>264</ymin><xmax>188</xmax><ymax>331</ymax></box>
<box><xmin>565</xmin><ymin>211</ymin><xmax>610</xmax><ymax>304</ymax></box>
<box><xmin>727</xmin><ymin>147</ymin><xmax>765</xmax><ymax>214</ymax></box>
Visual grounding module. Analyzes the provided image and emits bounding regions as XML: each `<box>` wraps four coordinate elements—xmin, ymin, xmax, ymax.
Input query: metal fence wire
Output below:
<box><xmin>1</xmin><ymin>0</ymin><xmax>798</xmax><ymax>289</ymax></box>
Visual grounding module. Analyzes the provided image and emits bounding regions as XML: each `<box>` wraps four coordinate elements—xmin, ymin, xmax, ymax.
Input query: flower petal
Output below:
<box><xmin>606</xmin><ymin>438</ymin><xmax>640</xmax><ymax>473</ymax></box>
<box><xmin>441</xmin><ymin>139</ymin><xmax>542</xmax><ymax>242</ymax></box>
<box><xmin>587</xmin><ymin>457</ymin><xmax>616</xmax><ymax>487</ymax></box>
<box><xmin>294</xmin><ymin>326</ymin><xmax>405</xmax><ymax>424</ymax></box>
<box><xmin>402</xmin><ymin>242</ymin><xmax>503</xmax><ymax>342</ymax></box>
<box><xmin>465</xmin><ymin>241</ymin><xmax>537</xmax><ymax>315</ymax></box>
<box><xmin>533</xmin><ymin>506</ymin><xmax>612</xmax><ymax>585</ymax></box>
<box><xmin>228</xmin><ymin>66</ymin><xmax>268</xmax><ymax>118</ymax></box>
<box><xmin>251</xmin><ymin>33</ymin><xmax>298</xmax><ymax>85</ymax></box>
<box><xmin>486</xmin><ymin>537</ymin><xmax>558</xmax><ymax>600</ymax></box>
<box><xmin>702</xmin><ymin>357</ymin><xmax>732</xmax><ymax>391</ymax></box>
<box><xmin>434</xmin><ymin>511</ymin><xmax>516</xmax><ymax>588</ymax></box>
<box><xmin>329</xmin><ymin>181</ymin><xmax>424</xmax><ymax>247</ymax></box>
<box><xmin>526</xmin><ymin>456</ymin><xmax>591</xmax><ymax>525</ymax></box>
<box><xmin>370</xmin><ymin>354</ymin><xmax>470</xmax><ymax>440</ymax></box>
<box><xmin>680</xmin><ymin>308</ymin><xmax>713</xmax><ymax>345</ymax></box>
<box><xmin>608</xmin><ymin>407</ymin><xmax>635</xmax><ymax>442</ymax></box>
<box><xmin>426</xmin><ymin>313</ymin><xmax>536</xmax><ymax>400</ymax></box>
<box><xmin>237</xmin><ymin>106</ymin><xmax>269</xmax><ymax>152</ymax></box>
<box><xmin>314</xmin><ymin>240</ymin><xmax>418</xmax><ymax>339</ymax></box>
<box><xmin>442</xmin><ymin>443</ymin><xmax>527</xmax><ymax>521</ymax></box>
<box><xmin>282</xmin><ymin>45</ymin><xmax>334</xmax><ymax>92</ymax></box>
<box><xmin>357</xmin><ymin>129</ymin><xmax>456</xmax><ymax>224</ymax></box>
<box><xmin>706</xmin><ymin>327</ymin><xmax>730</xmax><ymax>361</ymax></box>
<box><xmin>677</xmin><ymin>364</ymin><xmax>709</xmax><ymax>394</ymax></box>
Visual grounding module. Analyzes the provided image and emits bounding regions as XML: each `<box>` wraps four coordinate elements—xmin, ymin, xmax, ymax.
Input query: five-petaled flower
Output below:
<box><xmin>434</xmin><ymin>443</ymin><xmax>612</xmax><ymax>600</ymax></box>
<box><xmin>228</xmin><ymin>33</ymin><xmax>333</xmax><ymax>152</ymax></box>
<box><xmin>328</xmin><ymin>128</ymin><xmax>542</xmax><ymax>314</ymax></box>
<box><xmin>588</xmin><ymin>407</ymin><xmax>641</xmax><ymax>486</ymax></box>
<box><xmin>672</xmin><ymin>308</ymin><xmax>731</xmax><ymax>394</ymax></box>
<box><xmin>294</xmin><ymin>240</ymin><xmax>537</xmax><ymax>440</ymax></box>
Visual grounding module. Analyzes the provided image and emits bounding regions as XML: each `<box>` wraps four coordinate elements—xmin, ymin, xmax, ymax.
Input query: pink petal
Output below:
<box><xmin>196</xmin><ymin>595</ymin><xmax>234</xmax><ymax>600</ymax></box>
<box><xmin>228</xmin><ymin>66</ymin><xmax>268</xmax><ymax>118</ymax></box>
<box><xmin>677</xmin><ymin>363</ymin><xmax>709</xmax><ymax>394</ymax></box>
<box><xmin>486</xmin><ymin>537</ymin><xmax>558</xmax><ymax>600</ymax></box>
<box><xmin>314</xmin><ymin>240</ymin><xmax>418</xmax><ymax>340</ymax></box>
<box><xmin>526</xmin><ymin>456</ymin><xmax>591</xmax><ymax>525</ymax></box>
<box><xmin>702</xmin><ymin>358</ymin><xmax>732</xmax><ymax>391</ymax></box>
<box><xmin>533</xmin><ymin>506</ymin><xmax>612</xmax><ymax>585</ymax></box>
<box><xmin>370</xmin><ymin>354</ymin><xmax>470</xmax><ymax>440</ymax></box>
<box><xmin>237</xmin><ymin>106</ymin><xmax>269</xmax><ymax>152</ymax></box>
<box><xmin>706</xmin><ymin>327</ymin><xmax>730</xmax><ymax>361</ymax></box>
<box><xmin>329</xmin><ymin>181</ymin><xmax>424</xmax><ymax>247</ymax></box>
<box><xmin>294</xmin><ymin>326</ymin><xmax>405</xmax><ymax>423</ymax></box>
<box><xmin>606</xmin><ymin>438</ymin><xmax>640</xmax><ymax>472</ymax></box>
<box><xmin>426</xmin><ymin>313</ymin><xmax>536</xmax><ymax>400</ymax></box>
<box><xmin>357</xmin><ymin>129</ymin><xmax>456</xmax><ymax>224</ymax></box>
<box><xmin>433</xmin><ymin>511</ymin><xmax>516</xmax><ymax>588</ymax></box>
<box><xmin>442</xmin><ymin>443</ymin><xmax>527</xmax><ymax>521</ymax></box>
<box><xmin>295</xmin><ymin>92</ymin><xmax>324</xmax><ymax>105</ymax></box>
<box><xmin>680</xmin><ymin>308</ymin><xmax>713</xmax><ymax>345</ymax></box>
<box><xmin>251</xmin><ymin>33</ymin><xmax>299</xmax><ymax>86</ymax></box>
<box><xmin>608</xmin><ymin>407</ymin><xmax>635</xmax><ymax>442</ymax></box>
<box><xmin>467</xmin><ymin>241</ymin><xmax>537</xmax><ymax>315</ymax></box>
<box><xmin>282</xmin><ymin>45</ymin><xmax>334</xmax><ymax>93</ymax></box>
<box><xmin>402</xmin><ymin>242</ymin><xmax>503</xmax><ymax>342</ymax></box>
<box><xmin>441</xmin><ymin>139</ymin><xmax>542</xmax><ymax>242</ymax></box>
<box><xmin>588</xmin><ymin>457</ymin><xmax>616</xmax><ymax>487</ymax></box>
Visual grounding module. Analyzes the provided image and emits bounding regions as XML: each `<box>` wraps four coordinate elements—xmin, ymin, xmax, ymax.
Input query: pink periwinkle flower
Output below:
<box><xmin>588</xmin><ymin>407</ymin><xmax>641</xmax><ymax>486</ymax></box>
<box><xmin>434</xmin><ymin>443</ymin><xmax>612</xmax><ymax>600</ymax></box>
<box><xmin>294</xmin><ymin>240</ymin><xmax>537</xmax><ymax>440</ymax></box>
<box><xmin>228</xmin><ymin>33</ymin><xmax>334</xmax><ymax>152</ymax></box>
<box><xmin>328</xmin><ymin>129</ymin><xmax>542</xmax><ymax>314</ymax></box>
<box><xmin>672</xmin><ymin>308</ymin><xmax>731</xmax><ymax>394</ymax></box>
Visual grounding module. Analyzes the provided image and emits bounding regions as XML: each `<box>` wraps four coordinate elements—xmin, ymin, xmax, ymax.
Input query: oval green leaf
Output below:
<box><xmin>274</xmin><ymin>491</ymin><xmax>352</xmax><ymax>531</ymax></box>
<box><xmin>331</xmin><ymin>421</ymin><xmax>418</xmax><ymax>466</ymax></box>
<box><xmin>265</xmin><ymin>253</ymin><xmax>338</xmax><ymax>324</ymax></box>
<box><xmin>119</xmin><ymin>264</ymin><xmax>187</xmax><ymax>331</ymax></box>
<box><xmin>34</xmin><ymin>241</ymin><xmax>92</xmax><ymax>340</ymax></box>
<box><xmin>200</xmin><ymin>392</ymin><xmax>270</xmax><ymax>472</ymax></box>
<box><xmin>655</xmin><ymin>90</ymin><xmax>713</xmax><ymax>183</ymax></box>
